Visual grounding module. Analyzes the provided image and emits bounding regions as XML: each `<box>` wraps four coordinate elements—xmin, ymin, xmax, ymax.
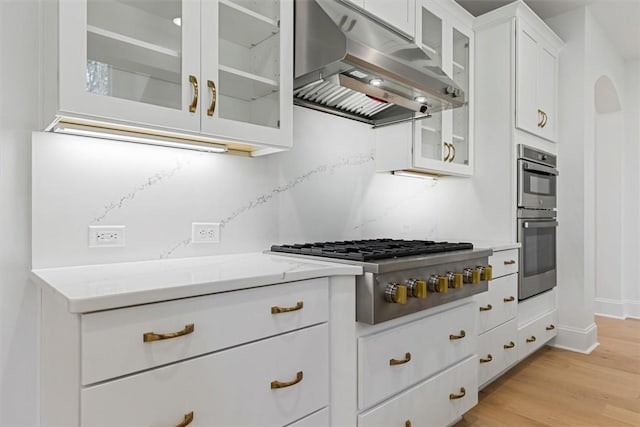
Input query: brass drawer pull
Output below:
<box><xmin>271</xmin><ymin>301</ymin><xmax>303</xmax><ymax>314</ymax></box>
<box><xmin>143</xmin><ymin>323</ymin><xmax>194</xmax><ymax>342</ymax></box>
<box><xmin>479</xmin><ymin>304</ymin><xmax>493</xmax><ymax>312</ymax></box>
<box><xmin>537</xmin><ymin>109</ymin><xmax>544</xmax><ymax>127</ymax></box>
<box><xmin>444</xmin><ymin>142</ymin><xmax>451</xmax><ymax>162</ymax></box>
<box><xmin>503</xmin><ymin>296</ymin><xmax>515</xmax><ymax>302</ymax></box>
<box><xmin>176</xmin><ymin>411</ymin><xmax>194</xmax><ymax>427</ymax></box>
<box><xmin>479</xmin><ymin>354</ymin><xmax>493</xmax><ymax>363</ymax></box>
<box><xmin>188</xmin><ymin>75</ymin><xmax>198</xmax><ymax>113</ymax></box>
<box><xmin>390</xmin><ymin>352</ymin><xmax>412</xmax><ymax>366</ymax></box>
<box><xmin>270</xmin><ymin>371</ymin><xmax>303</xmax><ymax>389</ymax></box>
<box><xmin>526</xmin><ymin>336</ymin><xmax>537</xmax><ymax>343</ymax></box>
<box><xmin>546</xmin><ymin>324</ymin><xmax>556</xmax><ymax>331</ymax></box>
<box><xmin>449</xmin><ymin>387</ymin><xmax>466</xmax><ymax>400</ymax></box>
<box><xmin>504</xmin><ymin>259</ymin><xmax>516</xmax><ymax>265</ymax></box>
<box><xmin>405</xmin><ymin>420</ymin><xmax>411</xmax><ymax>427</ymax></box>
<box><xmin>449</xmin><ymin>330</ymin><xmax>466</xmax><ymax>340</ymax></box>
<box><xmin>207</xmin><ymin>80</ymin><xmax>217</xmax><ymax>116</ymax></box>
<box><xmin>504</xmin><ymin>341</ymin><xmax>516</xmax><ymax>349</ymax></box>
<box><xmin>541</xmin><ymin>110</ymin><xmax>548</xmax><ymax>128</ymax></box>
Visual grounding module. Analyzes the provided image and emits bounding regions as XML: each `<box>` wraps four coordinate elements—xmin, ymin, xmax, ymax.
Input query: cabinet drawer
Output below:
<box><xmin>81</xmin><ymin>324</ymin><xmax>329</xmax><ymax>427</ymax></box>
<box><xmin>358</xmin><ymin>355</ymin><xmax>478</xmax><ymax>427</ymax></box>
<box><xmin>475</xmin><ymin>275</ymin><xmax>518</xmax><ymax>334</ymax></box>
<box><xmin>518</xmin><ymin>309</ymin><xmax>557</xmax><ymax>361</ymax></box>
<box><xmin>489</xmin><ymin>249</ymin><xmax>518</xmax><ymax>278</ymax></box>
<box><xmin>81</xmin><ymin>278</ymin><xmax>328</xmax><ymax>385</ymax></box>
<box><xmin>477</xmin><ymin>318</ymin><xmax>518</xmax><ymax>388</ymax></box>
<box><xmin>289</xmin><ymin>408</ymin><xmax>329</xmax><ymax>427</ymax></box>
<box><xmin>518</xmin><ymin>287</ymin><xmax>557</xmax><ymax>327</ymax></box>
<box><xmin>358</xmin><ymin>303</ymin><xmax>476</xmax><ymax>410</ymax></box>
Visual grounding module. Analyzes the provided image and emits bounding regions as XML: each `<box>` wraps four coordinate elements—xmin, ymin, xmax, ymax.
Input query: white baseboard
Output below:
<box><xmin>594</xmin><ymin>297</ymin><xmax>640</xmax><ymax>319</ymax></box>
<box><xmin>548</xmin><ymin>322</ymin><xmax>599</xmax><ymax>354</ymax></box>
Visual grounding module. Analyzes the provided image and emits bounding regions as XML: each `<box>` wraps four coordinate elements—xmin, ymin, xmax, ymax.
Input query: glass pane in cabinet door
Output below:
<box><xmin>217</xmin><ymin>0</ymin><xmax>281</xmax><ymax>128</ymax></box>
<box><xmin>420</xmin><ymin>8</ymin><xmax>442</xmax><ymax>68</ymax></box>
<box><xmin>451</xmin><ymin>28</ymin><xmax>469</xmax><ymax>166</ymax></box>
<box><xmin>86</xmin><ymin>0</ymin><xmax>183</xmax><ymax>110</ymax></box>
<box><xmin>417</xmin><ymin>112</ymin><xmax>443</xmax><ymax>162</ymax></box>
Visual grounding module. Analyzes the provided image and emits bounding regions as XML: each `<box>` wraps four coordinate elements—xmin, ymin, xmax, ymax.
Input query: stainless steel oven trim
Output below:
<box><xmin>521</xmin><ymin>161</ymin><xmax>559</xmax><ymax>176</ymax></box>
<box><xmin>517</xmin><ymin>159</ymin><xmax>558</xmax><ymax>210</ymax></box>
<box><xmin>523</xmin><ymin>220</ymin><xmax>558</xmax><ymax>228</ymax></box>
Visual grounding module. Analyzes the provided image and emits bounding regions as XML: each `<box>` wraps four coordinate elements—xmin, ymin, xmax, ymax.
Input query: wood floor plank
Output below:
<box><xmin>455</xmin><ymin>316</ymin><xmax>640</xmax><ymax>427</ymax></box>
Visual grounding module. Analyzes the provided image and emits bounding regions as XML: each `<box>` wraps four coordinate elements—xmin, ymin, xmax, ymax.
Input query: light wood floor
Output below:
<box><xmin>455</xmin><ymin>316</ymin><xmax>640</xmax><ymax>427</ymax></box>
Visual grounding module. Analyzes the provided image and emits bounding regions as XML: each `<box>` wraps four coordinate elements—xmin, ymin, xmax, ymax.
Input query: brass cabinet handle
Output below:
<box><xmin>479</xmin><ymin>354</ymin><xmax>493</xmax><ymax>363</ymax></box>
<box><xmin>449</xmin><ymin>142</ymin><xmax>456</xmax><ymax>162</ymax></box>
<box><xmin>504</xmin><ymin>341</ymin><xmax>516</xmax><ymax>349</ymax></box>
<box><xmin>503</xmin><ymin>296</ymin><xmax>515</xmax><ymax>302</ymax></box>
<box><xmin>546</xmin><ymin>324</ymin><xmax>556</xmax><ymax>331</ymax></box>
<box><xmin>174</xmin><ymin>412</ymin><xmax>194</xmax><ymax>427</ymax></box>
<box><xmin>479</xmin><ymin>304</ymin><xmax>493</xmax><ymax>312</ymax></box>
<box><xmin>188</xmin><ymin>75</ymin><xmax>199</xmax><ymax>113</ymax></box>
<box><xmin>389</xmin><ymin>352</ymin><xmax>412</xmax><ymax>366</ymax></box>
<box><xmin>143</xmin><ymin>323</ymin><xmax>194</xmax><ymax>342</ymax></box>
<box><xmin>207</xmin><ymin>80</ymin><xmax>217</xmax><ymax>116</ymax></box>
<box><xmin>526</xmin><ymin>336</ymin><xmax>537</xmax><ymax>343</ymax></box>
<box><xmin>504</xmin><ymin>259</ymin><xmax>516</xmax><ymax>265</ymax></box>
<box><xmin>271</xmin><ymin>301</ymin><xmax>303</xmax><ymax>314</ymax></box>
<box><xmin>541</xmin><ymin>110</ymin><xmax>548</xmax><ymax>128</ymax></box>
<box><xmin>537</xmin><ymin>109</ymin><xmax>544</xmax><ymax>127</ymax></box>
<box><xmin>449</xmin><ymin>330</ymin><xmax>466</xmax><ymax>340</ymax></box>
<box><xmin>270</xmin><ymin>371</ymin><xmax>303</xmax><ymax>389</ymax></box>
<box><xmin>449</xmin><ymin>387</ymin><xmax>466</xmax><ymax>400</ymax></box>
<box><xmin>405</xmin><ymin>421</ymin><xmax>411</xmax><ymax>427</ymax></box>
<box><xmin>443</xmin><ymin>142</ymin><xmax>451</xmax><ymax>162</ymax></box>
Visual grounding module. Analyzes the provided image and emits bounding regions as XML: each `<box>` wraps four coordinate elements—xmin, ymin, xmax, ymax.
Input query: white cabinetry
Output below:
<box><xmin>42</xmin><ymin>0</ymin><xmax>293</xmax><ymax>155</ymax></box>
<box><xmin>517</xmin><ymin>288</ymin><xmax>558</xmax><ymax>361</ymax></box>
<box><xmin>345</xmin><ymin>0</ymin><xmax>415</xmax><ymax>37</ymax></box>
<box><xmin>475</xmin><ymin>248</ymin><xmax>519</xmax><ymax>389</ymax></box>
<box><xmin>40</xmin><ymin>278</ymin><xmax>332</xmax><ymax>427</ymax></box>
<box><xmin>356</xmin><ymin>302</ymin><xmax>478</xmax><ymax>426</ymax></box>
<box><xmin>516</xmin><ymin>18</ymin><xmax>560</xmax><ymax>142</ymax></box>
<box><xmin>375</xmin><ymin>0</ymin><xmax>474</xmax><ymax>177</ymax></box>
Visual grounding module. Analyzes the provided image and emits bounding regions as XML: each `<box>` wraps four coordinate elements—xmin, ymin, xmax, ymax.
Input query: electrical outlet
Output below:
<box><xmin>89</xmin><ymin>225</ymin><xmax>126</xmax><ymax>247</ymax></box>
<box><xmin>192</xmin><ymin>222</ymin><xmax>221</xmax><ymax>243</ymax></box>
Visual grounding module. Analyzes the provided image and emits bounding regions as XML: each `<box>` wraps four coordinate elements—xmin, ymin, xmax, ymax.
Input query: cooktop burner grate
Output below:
<box><xmin>270</xmin><ymin>239</ymin><xmax>473</xmax><ymax>262</ymax></box>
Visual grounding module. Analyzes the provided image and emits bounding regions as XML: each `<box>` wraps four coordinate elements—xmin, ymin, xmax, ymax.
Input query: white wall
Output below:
<box><xmin>0</xmin><ymin>1</ymin><xmax>40</xmax><ymax>425</ymax></box>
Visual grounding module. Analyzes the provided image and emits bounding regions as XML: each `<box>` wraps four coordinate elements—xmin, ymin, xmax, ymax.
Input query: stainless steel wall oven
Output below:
<box><xmin>517</xmin><ymin>145</ymin><xmax>558</xmax><ymax>301</ymax></box>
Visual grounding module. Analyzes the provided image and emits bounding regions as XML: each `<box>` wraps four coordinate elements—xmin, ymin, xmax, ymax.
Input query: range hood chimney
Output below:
<box><xmin>294</xmin><ymin>0</ymin><xmax>465</xmax><ymax>127</ymax></box>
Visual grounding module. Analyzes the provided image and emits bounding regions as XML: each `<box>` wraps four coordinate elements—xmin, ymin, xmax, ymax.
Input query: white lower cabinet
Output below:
<box><xmin>81</xmin><ymin>324</ymin><xmax>328</xmax><ymax>427</ymax></box>
<box><xmin>477</xmin><ymin>318</ymin><xmax>518</xmax><ymax>387</ymax></box>
<box><xmin>475</xmin><ymin>274</ymin><xmax>518</xmax><ymax>334</ymax></box>
<box><xmin>517</xmin><ymin>309</ymin><xmax>558</xmax><ymax>360</ymax></box>
<box><xmin>289</xmin><ymin>408</ymin><xmax>330</xmax><ymax>427</ymax></box>
<box><xmin>358</xmin><ymin>303</ymin><xmax>475</xmax><ymax>409</ymax></box>
<box><xmin>358</xmin><ymin>355</ymin><xmax>478</xmax><ymax>427</ymax></box>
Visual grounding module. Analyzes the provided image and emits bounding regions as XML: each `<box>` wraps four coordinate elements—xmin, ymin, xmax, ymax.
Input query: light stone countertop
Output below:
<box><xmin>32</xmin><ymin>252</ymin><xmax>362</xmax><ymax>313</ymax></box>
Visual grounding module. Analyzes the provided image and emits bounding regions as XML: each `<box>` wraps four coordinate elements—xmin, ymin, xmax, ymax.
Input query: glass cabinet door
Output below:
<box><xmin>58</xmin><ymin>0</ymin><xmax>201</xmax><ymax>132</ymax></box>
<box><xmin>200</xmin><ymin>0</ymin><xmax>293</xmax><ymax>149</ymax></box>
<box><xmin>450</xmin><ymin>27</ymin><xmax>470</xmax><ymax>168</ymax></box>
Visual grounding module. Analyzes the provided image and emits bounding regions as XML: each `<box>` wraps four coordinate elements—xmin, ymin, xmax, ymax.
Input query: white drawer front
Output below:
<box><xmin>518</xmin><ymin>309</ymin><xmax>557</xmax><ymax>361</ymax></box>
<box><xmin>489</xmin><ymin>249</ymin><xmax>519</xmax><ymax>279</ymax></box>
<box><xmin>475</xmin><ymin>275</ymin><xmax>518</xmax><ymax>334</ymax></box>
<box><xmin>477</xmin><ymin>318</ymin><xmax>518</xmax><ymax>388</ymax></box>
<box><xmin>81</xmin><ymin>278</ymin><xmax>328</xmax><ymax>385</ymax></box>
<box><xmin>81</xmin><ymin>324</ymin><xmax>329</xmax><ymax>427</ymax></box>
<box><xmin>358</xmin><ymin>355</ymin><xmax>478</xmax><ymax>427</ymax></box>
<box><xmin>518</xmin><ymin>287</ymin><xmax>557</xmax><ymax>327</ymax></box>
<box><xmin>358</xmin><ymin>303</ymin><xmax>476</xmax><ymax>410</ymax></box>
<box><xmin>289</xmin><ymin>408</ymin><xmax>329</xmax><ymax>427</ymax></box>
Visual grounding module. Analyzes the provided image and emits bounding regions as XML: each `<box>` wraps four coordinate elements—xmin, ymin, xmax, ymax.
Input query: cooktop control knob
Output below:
<box><xmin>406</xmin><ymin>279</ymin><xmax>427</xmax><ymax>299</ymax></box>
<box><xmin>427</xmin><ymin>275</ymin><xmax>448</xmax><ymax>293</ymax></box>
<box><xmin>476</xmin><ymin>265</ymin><xmax>493</xmax><ymax>281</ymax></box>
<box><xmin>446</xmin><ymin>272</ymin><xmax>464</xmax><ymax>289</ymax></box>
<box><xmin>463</xmin><ymin>268</ymin><xmax>480</xmax><ymax>284</ymax></box>
<box><xmin>385</xmin><ymin>283</ymin><xmax>408</xmax><ymax>304</ymax></box>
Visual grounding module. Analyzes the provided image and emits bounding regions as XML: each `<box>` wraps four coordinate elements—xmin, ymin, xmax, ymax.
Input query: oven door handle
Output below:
<box><xmin>522</xmin><ymin>162</ymin><xmax>559</xmax><ymax>176</ymax></box>
<box><xmin>523</xmin><ymin>221</ymin><xmax>558</xmax><ymax>229</ymax></box>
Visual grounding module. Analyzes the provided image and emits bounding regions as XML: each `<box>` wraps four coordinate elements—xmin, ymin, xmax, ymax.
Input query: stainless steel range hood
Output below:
<box><xmin>294</xmin><ymin>0</ymin><xmax>465</xmax><ymax>127</ymax></box>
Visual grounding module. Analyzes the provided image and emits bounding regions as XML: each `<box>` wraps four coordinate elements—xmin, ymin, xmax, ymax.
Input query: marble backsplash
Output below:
<box><xmin>32</xmin><ymin>107</ymin><xmax>440</xmax><ymax>268</ymax></box>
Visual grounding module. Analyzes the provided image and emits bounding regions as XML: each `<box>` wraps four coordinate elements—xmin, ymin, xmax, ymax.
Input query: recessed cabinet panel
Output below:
<box><xmin>363</xmin><ymin>0</ymin><xmax>415</xmax><ymax>37</ymax></box>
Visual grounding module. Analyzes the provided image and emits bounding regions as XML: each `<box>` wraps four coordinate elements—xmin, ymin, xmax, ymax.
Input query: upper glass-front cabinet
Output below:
<box><xmin>412</xmin><ymin>0</ymin><xmax>473</xmax><ymax>176</ymax></box>
<box><xmin>49</xmin><ymin>0</ymin><xmax>292</xmax><ymax>153</ymax></box>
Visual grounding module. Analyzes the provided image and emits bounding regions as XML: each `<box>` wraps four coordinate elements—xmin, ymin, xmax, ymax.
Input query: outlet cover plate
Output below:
<box><xmin>192</xmin><ymin>222</ymin><xmax>221</xmax><ymax>243</ymax></box>
<box><xmin>89</xmin><ymin>225</ymin><xmax>126</xmax><ymax>248</ymax></box>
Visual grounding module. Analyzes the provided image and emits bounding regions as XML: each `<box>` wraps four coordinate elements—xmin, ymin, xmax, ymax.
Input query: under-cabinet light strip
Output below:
<box><xmin>52</xmin><ymin>124</ymin><xmax>228</xmax><ymax>153</ymax></box>
<box><xmin>391</xmin><ymin>171</ymin><xmax>438</xmax><ymax>181</ymax></box>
